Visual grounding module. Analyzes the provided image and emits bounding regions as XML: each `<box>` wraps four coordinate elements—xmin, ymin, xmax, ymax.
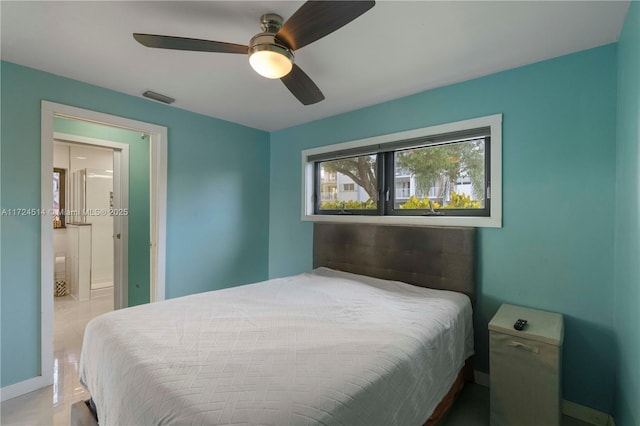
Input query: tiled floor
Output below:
<box><xmin>1</xmin><ymin>289</ymin><xmax>113</xmax><ymax>426</ymax></box>
<box><xmin>440</xmin><ymin>383</ymin><xmax>593</xmax><ymax>426</ymax></box>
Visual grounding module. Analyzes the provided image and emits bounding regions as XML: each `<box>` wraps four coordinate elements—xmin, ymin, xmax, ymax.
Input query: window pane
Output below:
<box><xmin>319</xmin><ymin>155</ymin><xmax>378</xmax><ymax>210</ymax></box>
<box><xmin>394</xmin><ymin>139</ymin><xmax>485</xmax><ymax>210</ymax></box>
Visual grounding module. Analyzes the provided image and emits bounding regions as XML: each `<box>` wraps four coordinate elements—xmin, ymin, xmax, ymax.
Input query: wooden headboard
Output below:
<box><xmin>313</xmin><ymin>223</ymin><xmax>477</xmax><ymax>304</ymax></box>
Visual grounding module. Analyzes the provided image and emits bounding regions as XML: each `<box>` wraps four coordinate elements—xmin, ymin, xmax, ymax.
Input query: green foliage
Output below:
<box><xmin>399</xmin><ymin>192</ymin><xmax>480</xmax><ymax>209</ymax></box>
<box><xmin>320</xmin><ymin>199</ymin><xmax>377</xmax><ymax>210</ymax></box>
<box><xmin>446</xmin><ymin>192</ymin><xmax>481</xmax><ymax>208</ymax></box>
<box><xmin>396</xmin><ymin>140</ymin><xmax>485</xmax><ymax>200</ymax></box>
<box><xmin>322</xmin><ymin>156</ymin><xmax>378</xmax><ymax>202</ymax></box>
<box><xmin>398</xmin><ymin>196</ymin><xmax>441</xmax><ymax>209</ymax></box>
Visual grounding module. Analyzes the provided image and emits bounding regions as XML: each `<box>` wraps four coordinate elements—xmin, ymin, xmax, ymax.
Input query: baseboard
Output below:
<box><xmin>473</xmin><ymin>371</ymin><xmax>615</xmax><ymax>426</ymax></box>
<box><xmin>90</xmin><ymin>287</ymin><xmax>113</xmax><ymax>299</ymax></box>
<box><xmin>0</xmin><ymin>375</ymin><xmax>51</xmax><ymax>402</ymax></box>
<box><xmin>473</xmin><ymin>370</ymin><xmax>490</xmax><ymax>387</ymax></box>
<box><xmin>562</xmin><ymin>400</ymin><xmax>616</xmax><ymax>426</ymax></box>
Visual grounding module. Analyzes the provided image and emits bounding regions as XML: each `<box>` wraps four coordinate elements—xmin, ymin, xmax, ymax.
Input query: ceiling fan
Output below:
<box><xmin>133</xmin><ymin>1</ymin><xmax>375</xmax><ymax>106</ymax></box>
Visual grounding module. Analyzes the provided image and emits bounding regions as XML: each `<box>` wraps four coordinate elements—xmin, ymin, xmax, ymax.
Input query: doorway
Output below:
<box><xmin>51</xmin><ymin>138</ymin><xmax>125</xmax><ymax>414</ymax></box>
<box><xmin>53</xmin><ymin>138</ymin><xmax>126</xmax><ymax>307</ymax></box>
<box><xmin>38</xmin><ymin>101</ymin><xmax>168</xmax><ymax>396</ymax></box>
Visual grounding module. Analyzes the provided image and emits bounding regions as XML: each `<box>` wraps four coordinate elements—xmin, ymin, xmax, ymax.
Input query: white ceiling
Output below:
<box><xmin>1</xmin><ymin>1</ymin><xmax>630</xmax><ymax>132</ymax></box>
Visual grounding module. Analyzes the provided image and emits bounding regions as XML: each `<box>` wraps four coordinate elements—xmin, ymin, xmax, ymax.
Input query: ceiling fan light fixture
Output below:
<box><xmin>133</xmin><ymin>2</ymin><xmax>377</xmax><ymax>105</ymax></box>
<box><xmin>248</xmin><ymin>33</ymin><xmax>294</xmax><ymax>79</ymax></box>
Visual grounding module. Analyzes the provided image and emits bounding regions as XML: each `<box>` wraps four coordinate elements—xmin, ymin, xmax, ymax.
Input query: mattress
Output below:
<box><xmin>79</xmin><ymin>268</ymin><xmax>474</xmax><ymax>425</ymax></box>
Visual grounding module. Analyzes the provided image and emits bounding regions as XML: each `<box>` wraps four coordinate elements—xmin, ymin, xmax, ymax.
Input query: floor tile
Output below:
<box><xmin>440</xmin><ymin>383</ymin><xmax>597</xmax><ymax>426</ymax></box>
<box><xmin>1</xmin><ymin>289</ymin><xmax>113</xmax><ymax>425</ymax></box>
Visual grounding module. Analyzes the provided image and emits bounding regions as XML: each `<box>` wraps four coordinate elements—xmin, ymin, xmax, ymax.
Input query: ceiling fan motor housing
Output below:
<box><xmin>248</xmin><ymin>33</ymin><xmax>294</xmax><ymax>61</ymax></box>
<box><xmin>259</xmin><ymin>13</ymin><xmax>284</xmax><ymax>34</ymax></box>
<box><xmin>248</xmin><ymin>14</ymin><xmax>294</xmax><ymax>79</ymax></box>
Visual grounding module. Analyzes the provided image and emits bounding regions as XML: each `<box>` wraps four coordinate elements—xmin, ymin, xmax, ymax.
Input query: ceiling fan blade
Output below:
<box><xmin>277</xmin><ymin>1</ymin><xmax>375</xmax><ymax>51</ymax></box>
<box><xmin>281</xmin><ymin>64</ymin><xmax>325</xmax><ymax>105</ymax></box>
<box><xmin>133</xmin><ymin>33</ymin><xmax>248</xmax><ymax>54</ymax></box>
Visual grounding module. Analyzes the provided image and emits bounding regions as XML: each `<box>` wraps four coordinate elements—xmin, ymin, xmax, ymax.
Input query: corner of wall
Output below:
<box><xmin>612</xmin><ymin>2</ymin><xmax>640</xmax><ymax>425</ymax></box>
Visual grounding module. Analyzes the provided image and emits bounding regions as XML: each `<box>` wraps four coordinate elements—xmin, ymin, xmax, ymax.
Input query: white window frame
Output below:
<box><xmin>301</xmin><ymin>114</ymin><xmax>502</xmax><ymax>228</ymax></box>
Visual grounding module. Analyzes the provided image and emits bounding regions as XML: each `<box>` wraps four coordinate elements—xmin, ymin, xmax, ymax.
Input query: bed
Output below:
<box><xmin>73</xmin><ymin>223</ymin><xmax>476</xmax><ymax>425</ymax></box>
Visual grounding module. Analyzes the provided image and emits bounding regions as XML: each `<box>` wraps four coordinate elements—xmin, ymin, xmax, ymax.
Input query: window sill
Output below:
<box><xmin>301</xmin><ymin>213</ymin><xmax>501</xmax><ymax>228</ymax></box>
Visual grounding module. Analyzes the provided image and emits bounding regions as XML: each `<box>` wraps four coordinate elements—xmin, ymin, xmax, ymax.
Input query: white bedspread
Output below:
<box><xmin>79</xmin><ymin>268</ymin><xmax>473</xmax><ymax>426</ymax></box>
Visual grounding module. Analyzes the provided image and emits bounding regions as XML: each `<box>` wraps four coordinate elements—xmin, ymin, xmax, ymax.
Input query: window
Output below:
<box><xmin>302</xmin><ymin>115</ymin><xmax>502</xmax><ymax>227</ymax></box>
<box><xmin>391</xmin><ymin>138</ymin><xmax>488</xmax><ymax>216</ymax></box>
<box><xmin>317</xmin><ymin>155</ymin><xmax>378</xmax><ymax>212</ymax></box>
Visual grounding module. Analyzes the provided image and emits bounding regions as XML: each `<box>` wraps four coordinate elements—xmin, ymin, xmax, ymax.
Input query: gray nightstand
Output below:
<box><xmin>489</xmin><ymin>303</ymin><xmax>564</xmax><ymax>426</ymax></box>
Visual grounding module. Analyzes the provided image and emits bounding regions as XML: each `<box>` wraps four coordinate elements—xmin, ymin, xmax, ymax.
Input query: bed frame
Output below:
<box><xmin>313</xmin><ymin>222</ymin><xmax>477</xmax><ymax>425</ymax></box>
<box><xmin>72</xmin><ymin>223</ymin><xmax>477</xmax><ymax>425</ymax></box>
<box><xmin>313</xmin><ymin>223</ymin><xmax>476</xmax><ymax>303</ymax></box>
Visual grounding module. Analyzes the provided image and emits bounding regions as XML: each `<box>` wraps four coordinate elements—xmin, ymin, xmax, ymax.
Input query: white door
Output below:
<box><xmin>67</xmin><ymin>142</ymin><xmax>128</xmax><ymax>310</ymax></box>
<box><xmin>85</xmin><ymin>168</ymin><xmax>114</xmax><ymax>290</ymax></box>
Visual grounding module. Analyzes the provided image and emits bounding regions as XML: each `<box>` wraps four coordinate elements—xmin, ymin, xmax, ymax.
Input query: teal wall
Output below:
<box><xmin>1</xmin><ymin>24</ymin><xmax>635</xmax><ymax>419</ymax></box>
<box><xmin>54</xmin><ymin>117</ymin><xmax>151</xmax><ymax>307</ymax></box>
<box><xmin>614</xmin><ymin>2</ymin><xmax>640</xmax><ymax>425</ymax></box>
<box><xmin>269</xmin><ymin>45</ymin><xmax>618</xmax><ymax>412</ymax></box>
<box><xmin>0</xmin><ymin>61</ymin><xmax>270</xmax><ymax>387</ymax></box>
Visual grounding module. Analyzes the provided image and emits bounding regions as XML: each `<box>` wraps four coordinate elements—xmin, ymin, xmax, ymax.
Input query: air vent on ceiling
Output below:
<box><xmin>143</xmin><ymin>90</ymin><xmax>175</xmax><ymax>104</ymax></box>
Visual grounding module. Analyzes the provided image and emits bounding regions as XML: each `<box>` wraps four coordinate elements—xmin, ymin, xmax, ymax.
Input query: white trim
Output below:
<box><xmin>473</xmin><ymin>370</ymin><xmax>490</xmax><ymax>387</ymax></box>
<box><xmin>40</xmin><ymin>105</ymin><xmax>55</xmax><ymax>391</ymax></box>
<box><xmin>301</xmin><ymin>214</ymin><xmax>498</xmax><ymax>227</ymax></box>
<box><xmin>301</xmin><ymin>114</ymin><xmax>503</xmax><ymax>228</ymax></box>
<box><xmin>18</xmin><ymin>101</ymin><xmax>169</xmax><ymax>401</ymax></box>
<box><xmin>150</xmin><ymin>136</ymin><xmax>157</xmax><ymax>302</ymax></box>
<box><xmin>54</xmin><ymin>132</ymin><xmax>130</xmax><ymax>310</ymax></box>
<box><xmin>149</xmin><ymin>129</ymin><xmax>167</xmax><ymax>302</ymax></box>
<box><xmin>562</xmin><ymin>400</ymin><xmax>616</xmax><ymax>426</ymax></box>
<box><xmin>0</xmin><ymin>376</ymin><xmax>50</xmax><ymax>402</ymax></box>
<box><xmin>55</xmin><ymin>132</ymin><xmax>130</xmax><ymax>151</ymax></box>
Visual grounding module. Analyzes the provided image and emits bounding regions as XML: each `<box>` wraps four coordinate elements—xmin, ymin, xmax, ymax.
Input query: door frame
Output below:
<box><xmin>39</xmin><ymin>101</ymin><xmax>167</xmax><ymax>392</ymax></box>
<box><xmin>54</xmin><ymin>134</ymin><xmax>129</xmax><ymax>309</ymax></box>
